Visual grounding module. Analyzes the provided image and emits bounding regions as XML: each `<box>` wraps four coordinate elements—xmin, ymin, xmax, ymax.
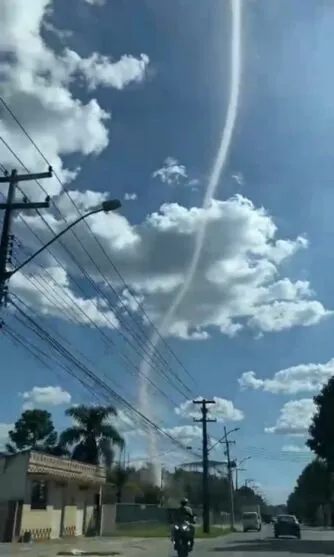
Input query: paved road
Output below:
<box><xmin>194</xmin><ymin>524</ymin><xmax>334</xmax><ymax>557</ymax></box>
<box><xmin>1</xmin><ymin>525</ymin><xmax>334</xmax><ymax>556</ymax></box>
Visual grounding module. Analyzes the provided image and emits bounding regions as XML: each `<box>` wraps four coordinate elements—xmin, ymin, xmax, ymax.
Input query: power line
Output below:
<box><xmin>0</xmin><ymin>168</ymin><xmax>51</xmax><ymax>305</ymax></box>
<box><xmin>11</xmin><ymin>250</ymin><xmax>180</xmax><ymax>408</ymax></box>
<box><xmin>10</xmin><ymin>256</ymin><xmax>180</xmax><ymax>410</ymax></box>
<box><xmin>0</xmin><ymin>320</ymin><xmax>103</xmax><ymax>407</ymax></box>
<box><xmin>9</xmin><ymin>293</ymin><xmax>169</xmax><ymax>427</ymax></box>
<box><xmin>0</xmin><ymin>94</ymin><xmax>197</xmax><ymax>390</ymax></box>
<box><xmin>0</xmin><ymin>170</ymin><xmax>192</xmax><ymax>407</ymax></box>
<box><xmin>0</xmin><ymin>152</ymin><xmax>194</xmax><ymax>402</ymax></box>
<box><xmin>236</xmin><ymin>445</ymin><xmax>311</xmax><ymax>465</ymax></box>
<box><xmin>6</xmin><ymin>295</ymin><xmax>201</xmax><ymax>458</ymax></box>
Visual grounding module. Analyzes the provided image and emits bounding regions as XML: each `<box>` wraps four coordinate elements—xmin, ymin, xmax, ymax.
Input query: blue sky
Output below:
<box><xmin>1</xmin><ymin>0</ymin><xmax>334</xmax><ymax>504</ymax></box>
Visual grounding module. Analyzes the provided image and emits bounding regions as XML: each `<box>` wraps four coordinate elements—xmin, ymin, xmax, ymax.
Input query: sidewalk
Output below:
<box><xmin>0</xmin><ymin>526</ymin><xmax>237</xmax><ymax>556</ymax></box>
<box><xmin>0</xmin><ymin>537</ymin><xmax>169</xmax><ymax>557</ymax></box>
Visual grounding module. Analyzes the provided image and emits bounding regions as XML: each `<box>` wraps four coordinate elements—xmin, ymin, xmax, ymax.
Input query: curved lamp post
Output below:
<box><xmin>5</xmin><ymin>198</ymin><xmax>121</xmax><ymax>279</ymax></box>
<box><xmin>235</xmin><ymin>456</ymin><xmax>251</xmax><ymax>490</ymax></box>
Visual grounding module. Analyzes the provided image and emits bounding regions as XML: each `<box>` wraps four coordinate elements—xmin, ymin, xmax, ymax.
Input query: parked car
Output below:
<box><xmin>274</xmin><ymin>514</ymin><xmax>301</xmax><ymax>539</ymax></box>
<box><xmin>242</xmin><ymin>511</ymin><xmax>262</xmax><ymax>532</ymax></box>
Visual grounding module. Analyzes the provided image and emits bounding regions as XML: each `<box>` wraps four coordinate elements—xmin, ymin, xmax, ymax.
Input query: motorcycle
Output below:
<box><xmin>171</xmin><ymin>520</ymin><xmax>193</xmax><ymax>557</ymax></box>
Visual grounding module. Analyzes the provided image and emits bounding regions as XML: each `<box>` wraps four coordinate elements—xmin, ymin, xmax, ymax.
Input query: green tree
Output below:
<box><xmin>287</xmin><ymin>459</ymin><xmax>330</xmax><ymax>525</ymax></box>
<box><xmin>307</xmin><ymin>377</ymin><xmax>334</xmax><ymax>467</ymax></box>
<box><xmin>235</xmin><ymin>485</ymin><xmax>268</xmax><ymax>516</ymax></box>
<box><xmin>108</xmin><ymin>464</ymin><xmax>132</xmax><ymax>503</ymax></box>
<box><xmin>60</xmin><ymin>405</ymin><xmax>124</xmax><ymax>467</ymax></box>
<box><xmin>135</xmin><ymin>484</ymin><xmax>163</xmax><ymax>505</ymax></box>
<box><xmin>6</xmin><ymin>409</ymin><xmax>65</xmax><ymax>454</ymax></box>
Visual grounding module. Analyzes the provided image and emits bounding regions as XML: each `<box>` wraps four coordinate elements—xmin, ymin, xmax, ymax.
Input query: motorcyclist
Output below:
<box><xmin>177</xmin><ymin>497</ymin><xmax>195</xmax><ymax>549</ymax></box>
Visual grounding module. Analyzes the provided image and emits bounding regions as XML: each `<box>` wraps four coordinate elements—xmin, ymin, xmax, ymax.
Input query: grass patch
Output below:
<box><xmin>114</xmin><ymin>523</ymin><xmax>232</xmax><ymax>538</ymax></box>
<box><xmin>197</xmin><ymin>527</ymin><xmax>233</xmax><ymax>539</ymax></box>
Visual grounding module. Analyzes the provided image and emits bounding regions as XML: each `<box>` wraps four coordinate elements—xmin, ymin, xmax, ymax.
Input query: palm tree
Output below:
<box><xmin>60</xmin><ymin>405</ymin><xmax>124</xmax><ymax>467</ymax></box>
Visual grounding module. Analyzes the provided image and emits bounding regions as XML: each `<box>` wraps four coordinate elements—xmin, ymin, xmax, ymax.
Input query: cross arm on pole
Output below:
<box><xmin>0</xmin><ymin>167</ymin><xmax>52</xmax><ymax>183</ymax></box>
<box><xmin>0</xmin><ymin>201</ymin><xmax>50</xmax><ymax>210</ymax></box>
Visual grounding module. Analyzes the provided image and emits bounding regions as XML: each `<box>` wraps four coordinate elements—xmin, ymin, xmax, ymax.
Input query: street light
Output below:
<box><xmin>239</xmin><ymin>456</ymin><xmax>251</xmax><ymax>466</ymax></box>
<box><xmin>209</xmin><ymin>427</ymin><xmax>240</xmax><ymax>454</ymax></box>
<box><xmin>4</xmin><ymin>199</ymin><xmax>121</xmax><ymax>280</ymax></box>
<box><xmin>235</xmin><ymin>457</ymin><xmax>251</xmax><ymax>490</ymax></box>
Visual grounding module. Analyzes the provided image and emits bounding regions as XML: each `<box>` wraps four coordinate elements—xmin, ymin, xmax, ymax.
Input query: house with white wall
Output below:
<box><xmin>0</xmin><ymin>450</ymin><xmax>106</xmax><ymax>541</ymax></box>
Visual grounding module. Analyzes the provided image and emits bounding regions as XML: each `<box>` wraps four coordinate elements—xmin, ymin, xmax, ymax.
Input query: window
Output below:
<box><xmin>30</xmin><ymin>480</ymin><xmax>48</xmax><ymax>510</ymax></box>
<box><xmin>242</xmin><ymin>512</ymin><xmax>257</xmax><ymax>519</ymax></box>
<box><xmin>277</xmin><ymin>515</ymin><xmax>295</xmax><ymax>523</ymax></box>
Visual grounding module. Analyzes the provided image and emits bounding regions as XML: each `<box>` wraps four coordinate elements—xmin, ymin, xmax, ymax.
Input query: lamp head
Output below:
<box><xmin>101</xmin><ymin>199</ymin><xmax>121</xmax><ymax>212</ymax></box>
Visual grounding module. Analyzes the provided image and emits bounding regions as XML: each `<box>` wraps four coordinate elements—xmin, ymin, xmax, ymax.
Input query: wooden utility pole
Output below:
<box><xmin>223</xmin><ymin>426</ymin><xmax>236</xmax><ymax>530</ymax></box>
<box><xmin>0</xmin><ymin>168</ymin><xmax>52</xmax><ymax>305</ymax></box>
<box><xmin>193</xmin><ymin>398</ymin><xmax>216</xmax><ymax>534</ymax></box>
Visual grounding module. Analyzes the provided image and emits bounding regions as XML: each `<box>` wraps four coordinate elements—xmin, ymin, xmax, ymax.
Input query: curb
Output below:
<box><xmin>57</xmin><ymin>549</ymin><xmax>121</xmax><ymax>557</ymax></box>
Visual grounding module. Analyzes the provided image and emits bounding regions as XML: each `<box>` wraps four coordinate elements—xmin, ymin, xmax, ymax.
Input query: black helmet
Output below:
<box><xmin>181</xmin><ymin>497</ymin><xmax>189</xmax><ymax>506</ymax></box>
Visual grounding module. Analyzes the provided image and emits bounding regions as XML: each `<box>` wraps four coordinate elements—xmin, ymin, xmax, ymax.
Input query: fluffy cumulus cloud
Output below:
<box><xmin>239</xmin><ymin>359</ymin><xmax>334</xmax><ymax>395</ymax></box>
<box><xmin>163</xmin><ymin>425</ymin><xmax>203</xmax><ymax>447</ymax></box>
<box><xmin>20</xmin><ymin>385</ymin><xmax>71</xmax><ymax>410</ymax></box>
<box><xmin>152</xmin><ymin>157</ymin><xmax>188</xmax><ymax>185</ymax></box>
<box><xmin>265</xmin><ymin>399</ymin><xmax>315</xmax><ymax>435</ymax></box>
<box><xmin>10</xmin><ymin>264</ymin><xmax>119</xmax><ymax>329</ymax></box>
<box><xmin>11</xmin><ymin>193</ymin><xmax>332</xmax><ymax>340</ymax></box>
<box><xmin>0</xmin><ymin>0</ymin><xmax>149</xmax><ymax>196</ymax></box>
<box><xmin>175</xmin><ymin>397</ymin><xmax>244</xmax><ymax>423</ymax></box>
<box><xmin>0</xmin><ymin>1</ymin><xmax>331</xmax><ymax>342</ymax></box>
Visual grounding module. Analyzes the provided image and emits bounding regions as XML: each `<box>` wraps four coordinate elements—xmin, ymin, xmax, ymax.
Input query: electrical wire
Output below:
<box><xmin>0</xmin><ymin>100</ymin><xmax>205</xmax><ymax>460</ymax></box>
<box><xmin>5</xmin><ymin>295</ymin><xmax>201</xmax><ymax>458</ymax></box>
<box><xmin>11</xmin><ymin>246</ymin><xmax>183</xmax><ymax>408</ymax></box>
<box><xmin>0</xmin><ymin>94</ymin><xmax>197</xmax><ymax>390</ymax></box>
<box><xmin>11</xmin><ymin>250</ymin><xmax>181</xmax><ymax>410</ymax></box>
<box><xmin>0</xmin><ymin>144</ymin><xmax>194</xmax><ymax>403</ymax></box>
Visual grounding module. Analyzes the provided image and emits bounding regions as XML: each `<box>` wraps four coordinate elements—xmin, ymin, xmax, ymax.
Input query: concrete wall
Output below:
<box><xmin>21</xmin><ymin>478</ymin><xmax>99</xmax><ymax>540</ymax></box>
<box><xmin>21</xmin><ymin>477</ymin><xmax>61</xmax><ymax>539</ymax></box>
<box><xmin>0</xmin><ymin>453</ymin><xmax>101</xmax><ymax>540</ymax></box>
<box><xmin>101</xmin><ymin>504</ymin><xmax>116</xmax><ymax>536</ymax></box>
<box><xmin>81</xmin><ymin>488</ymin><xmax>97</xmax><ymax>536</ymax></box>
<box><xmin>116</xmin><ymin>503</ymin><xmax>167</xmax><ymax>524</ymax></box>
<box><xmin>0</xmin><ymin>452</ymin><xmax>29</xmax><ymax>500</ymax></box>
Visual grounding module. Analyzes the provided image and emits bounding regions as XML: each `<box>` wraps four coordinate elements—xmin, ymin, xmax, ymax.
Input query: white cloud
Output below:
<box><xmin>232</xmin><ymin>172</ymin><xmax>244</xmax><ymax>186</ymax></box>
<box><xmin>163</xmin><ymin>425</ymin><xmax>203</xmax><ymax>447</ymax></box>
<box><xmin>124</xmin><ymin>193</ymin><xmax>137</xmax><ymax>201</ymax></box>
<box><xmin>62</xmin><ymin>50</ymin><xmax>149</xmax><ymax>91</ymax></box>
<box><xmin>20</xmin><ymin>385</ymin><xmax>71</xmax><ymax>410</ymax></box>
<box><xmin>11</xmin><ymin>265</ymin><xmax>119</xmax><ymax>329</ymax></box>
<box><xmin>11</xmin><ymin>194</ymin><xmax>332</xmax><ymax>339</ymax></box>
<box><xmin>0</xmin><ymin>0</ymin><xmax>149</xmax><ymax>196</ymax></box>
<box><xmin>175</xmin><ymin>397</ymin><xmax>244</xmax><ymax>423</ymax></box>
<box><xmin>83</xmin><ymin>0</ymin><xmax>106</xmax><ymax>5</ymax></box>
<box><xmin>265</xmin><ymin>399</ymin><xmax>315</xmax><ymax>435</ymax></box>
<box><xmin>0</xmin><ymin>2</ymin><xmax>330</xmax><ymax>341</ymax></box>
<box><xmin>282</xmin><ymin>444</ymin><xmax>310</xmax><ymax>453</ymax></box>
<box><xmin>239</xmin><ymin>358</ymin><xmax>334</xmax><ymax>395</ymax></box>
<box><xmin>188</xmin><ymin>178</ymin><xmax>200</xmax><ymax>190</ymax></box>
<box><xmin>114</xmin><ymin>409</ymin><xmax>135</xmax><ymax>432</ymax></box>
<box><xmin>152</xmin><ymin>157</ymin><xmax>188</xmax><ymax>185</ymax></box>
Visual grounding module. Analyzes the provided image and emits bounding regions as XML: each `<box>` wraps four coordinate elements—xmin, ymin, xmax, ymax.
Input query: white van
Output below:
<box><xmin>242</xmin><ymin>511</ymin><xmax>262</xmax><ymax>532</ymax></box>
